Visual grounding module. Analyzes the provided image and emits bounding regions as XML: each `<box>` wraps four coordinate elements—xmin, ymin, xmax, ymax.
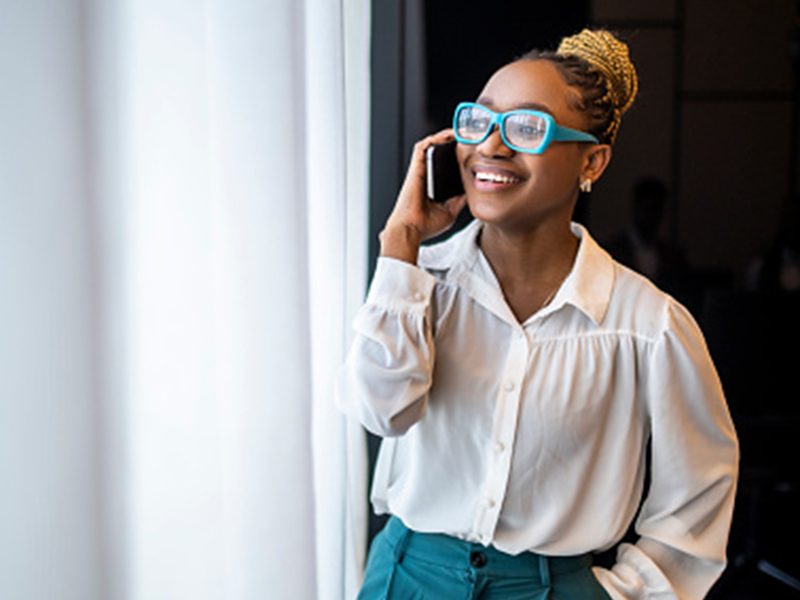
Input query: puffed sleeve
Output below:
<box><xmin>335</xmin><ymin>257</ymin><xmax>437</xmax><ymax>437</ymax></box>
<box><xmin>595</xmin><ymin>301</ymin><xmax>739</xmax><ymax>600</ymax></box>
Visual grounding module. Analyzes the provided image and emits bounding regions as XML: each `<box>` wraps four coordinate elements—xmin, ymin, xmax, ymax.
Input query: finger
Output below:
<box><xmin>422</xmin><ymin>129</ymin><xmax>456</xmax><ymax>155</ymax></box>
<box><xmin>411</xmin><ymin>129</ymin><xmax>456</xmax><ymax>163</ymax></box>
<box><xmin>427</xmin><ymin>128</ymin><xmax>455</xmax><ymax>144</ymax></box>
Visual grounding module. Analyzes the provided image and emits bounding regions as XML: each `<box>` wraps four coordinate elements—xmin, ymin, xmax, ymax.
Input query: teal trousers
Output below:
<box><xmin>358</xmin><ymin>517</ymin><xmax>612</xmax><ymax>600</ymax></box>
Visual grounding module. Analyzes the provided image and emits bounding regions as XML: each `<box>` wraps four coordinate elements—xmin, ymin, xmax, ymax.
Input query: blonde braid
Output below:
<box><xmin>555</xmin><ymin>29</ymin><xmax>638</xmax><ymax>143</ymax></box>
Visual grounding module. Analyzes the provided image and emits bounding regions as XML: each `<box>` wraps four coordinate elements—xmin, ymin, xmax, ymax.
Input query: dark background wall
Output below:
<box><xmin>591</xmin><ymin>0</ymin><xmax>799</xmax><ymax>274</ymax></box>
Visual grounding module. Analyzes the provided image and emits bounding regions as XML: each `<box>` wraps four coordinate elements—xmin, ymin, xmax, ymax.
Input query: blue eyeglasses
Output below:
<box><xmin>453</xmin><ymin>102</ymin><xmax>599</xmax><ymax>154</ymax></box>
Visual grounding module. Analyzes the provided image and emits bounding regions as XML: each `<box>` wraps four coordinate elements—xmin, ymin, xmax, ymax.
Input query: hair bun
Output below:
<box><xmin>557</xmin><ymin>29</ymin><xmax>638</xmax><ymax>115</ymax></box>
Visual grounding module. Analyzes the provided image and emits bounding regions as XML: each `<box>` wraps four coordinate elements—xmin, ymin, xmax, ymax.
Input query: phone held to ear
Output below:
<box><xmin>426</xmin><ymin>141</ymin><xmax>465</xmax><ymax>202</ymax></box>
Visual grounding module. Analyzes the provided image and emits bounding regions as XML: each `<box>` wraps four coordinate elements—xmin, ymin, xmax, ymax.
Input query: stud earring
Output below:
<box><xmin>579</xmin><ymin>179</ymin><xmax>592</xmax><ymax>193</ymax></box>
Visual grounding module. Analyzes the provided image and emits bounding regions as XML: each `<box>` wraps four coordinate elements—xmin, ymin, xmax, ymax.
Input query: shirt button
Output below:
<box><xmin>504</xmin><ymin>380</ymin><xmax>515</xmax><ymax>392</ymax></box>
<box><xmin>412</xmin><ymin>292</ymin><xmax>424</xmax><ymax>301</ymax></box>
<box><xmin>470</xmin><ymin>551</ymin><xmax>488</xmax><ymax>568</ymax></box>
<box><xmin>485</xmin><ymin>498</ymin><xmax>496</xmax><ymax>509</ymax></box>
<box><xmin>495</xmin><ymin>441</ymin><xmax>505</xmax><ymax>453</ymax></box>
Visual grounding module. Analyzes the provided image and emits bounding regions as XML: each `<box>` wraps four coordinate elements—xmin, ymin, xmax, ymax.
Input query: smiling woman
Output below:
<box><xmin>337</xmin><ymin>28</ymin><xmax>739</xmax><ymax>600</ymax></box>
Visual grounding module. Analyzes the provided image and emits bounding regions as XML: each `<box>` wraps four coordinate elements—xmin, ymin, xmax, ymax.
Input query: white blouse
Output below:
<box><xmin>336</xmin><ymin>220</ymin><xmax>738</xmax><ymax>600</ymax></box>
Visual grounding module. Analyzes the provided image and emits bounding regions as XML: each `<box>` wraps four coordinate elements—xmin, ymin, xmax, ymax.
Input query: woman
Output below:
<box><xmin>337</xmin><ymin>29</ymin><xmax>738</xmax><ymax>600</ymax></box>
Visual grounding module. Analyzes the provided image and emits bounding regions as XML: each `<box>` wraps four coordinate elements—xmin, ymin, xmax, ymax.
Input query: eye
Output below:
<box><xmin>457</xmin><ymin>107</ymin><xmax>494</xmax><ymax>141</ymax></box>
<box><xmin>469</xmin><ymin>117</ymin><xmax>490</xmax><ymax>130</ymax></box>
<box><xmin>509</xmin><ymin>119</ymin><xmax>545</xmax><ymax>140</ymax></box>
<box><xmin>461</xmin><ymin>109</ymin><xmax>490</xmax><ymax>130</ymax></box>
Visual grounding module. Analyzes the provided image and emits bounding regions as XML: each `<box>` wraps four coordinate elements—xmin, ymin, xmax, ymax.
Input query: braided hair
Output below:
<box><xmin>520</xmin><ymin>29</ymin><xmax>638</xmax><ymax>145</ymax></box>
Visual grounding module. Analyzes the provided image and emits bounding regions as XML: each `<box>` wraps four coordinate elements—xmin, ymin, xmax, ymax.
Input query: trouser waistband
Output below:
<box><xmin>381</xmin><ymin>516</ymin><xmax>592</xmax><ymax>581</ymax></box>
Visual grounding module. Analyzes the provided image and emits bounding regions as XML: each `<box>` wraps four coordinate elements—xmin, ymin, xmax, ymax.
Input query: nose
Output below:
<box><xmin>476</xmin><ymin>124</ymin><xmax>514</xmax><ymax>159</ymax></box>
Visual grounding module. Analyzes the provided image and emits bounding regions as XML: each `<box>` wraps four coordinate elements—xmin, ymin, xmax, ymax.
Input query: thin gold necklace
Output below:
<box><xmin>537</xmin><ymin>271</ymin><xmax>569</xmax><ymax>313</ymax></box>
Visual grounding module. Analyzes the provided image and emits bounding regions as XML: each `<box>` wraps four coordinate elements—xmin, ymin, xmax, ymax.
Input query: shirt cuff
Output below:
<box><xmin>365</xmin><ymin>257</ymin><xmax>437</xmax><ymax>313</ymax></box>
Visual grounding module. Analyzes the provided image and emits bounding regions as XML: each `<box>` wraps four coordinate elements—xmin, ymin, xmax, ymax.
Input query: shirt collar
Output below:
<box><xmin>419</xmin><ymin>220</ymin><xmax>615</xmax><ymax>327</ymax></box>
<box><xmin>554</xmin><ymin>222</ymin><xmax>615</xmax><ymax>326</ymax></box>
<box><xmin>418</xmin><ymin>219</ymin><xmax>482</xmax><ymax>276</ymax></box>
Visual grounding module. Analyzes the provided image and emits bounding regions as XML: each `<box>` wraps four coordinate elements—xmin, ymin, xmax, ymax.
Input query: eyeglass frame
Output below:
<box><xmin>453</xmin><ymin>101</ymin><xmax>599</xmax><ymax>155</ymax></box>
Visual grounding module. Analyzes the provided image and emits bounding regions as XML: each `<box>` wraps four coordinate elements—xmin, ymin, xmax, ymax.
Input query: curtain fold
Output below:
<box><xmin>306</xmin><ymin>0</ymin><xmax>371</xmax><ymax>597</ymax></box>
<box><xmin>2</xmin><ymin>1</ymin><xmax>370</xmax><ymax>598</ymax></box>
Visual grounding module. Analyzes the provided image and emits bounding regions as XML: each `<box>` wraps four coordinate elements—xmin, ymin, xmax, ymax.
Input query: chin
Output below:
<box><xmin>466</xmin><ymin>194</ymin><xmax>524</xmax><ymax>229</ymax></box>
<box><xmin>467</xmin><ymin>191</ymin><xmax>574</xmax><ymax>234</ymax></box>
<box><xmin>467</xmin><ymin>183</ymin><xmax>530</xmax><ymax>215</ymax></box>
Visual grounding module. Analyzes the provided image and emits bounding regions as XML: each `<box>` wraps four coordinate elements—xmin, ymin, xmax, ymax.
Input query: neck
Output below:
<box><xmin>481</xmin><ymin>221</ymin><xmax>578</xmax><ymax>280</ymax></box>
<box><xmin>479</xmin><ymin>221</ymin><xmax>579</xmax><ymax>322</ymax></box>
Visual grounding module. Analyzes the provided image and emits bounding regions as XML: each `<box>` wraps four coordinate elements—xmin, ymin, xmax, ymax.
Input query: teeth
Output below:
<box><xmin>475</xmin><ymin>171</ymin><xmax>520</xmax><ymax>184</ymax></box>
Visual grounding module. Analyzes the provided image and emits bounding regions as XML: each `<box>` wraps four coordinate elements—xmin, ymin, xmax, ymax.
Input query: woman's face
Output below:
<box><xmin>456</xmin><ymin>60</ymin><xmax>600</xmax><ymax>233</ymax></box>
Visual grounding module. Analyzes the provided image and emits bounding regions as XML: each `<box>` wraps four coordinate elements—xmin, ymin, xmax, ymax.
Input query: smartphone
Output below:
<box><xmin>426</xmin><ymin>141</ymin><xmax>465</xmax><ymax>202</ymax></box>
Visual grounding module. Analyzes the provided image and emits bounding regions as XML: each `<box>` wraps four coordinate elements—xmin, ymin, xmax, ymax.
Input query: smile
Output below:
<box><xmin>472</xmin><ymin>167</ymin><xmax>523</xmax><ymax>189</ymax></box>
<box><xmin>475</xmin><ymin>172</ymin><xmax>520</xmax><ymax>184</ymax></box>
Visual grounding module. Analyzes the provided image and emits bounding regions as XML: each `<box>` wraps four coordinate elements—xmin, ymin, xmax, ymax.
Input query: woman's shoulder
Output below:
<box><xmin>606</xmin><ymin>258</ymin><xmax>697</xmax><ymax>343</ymax></box>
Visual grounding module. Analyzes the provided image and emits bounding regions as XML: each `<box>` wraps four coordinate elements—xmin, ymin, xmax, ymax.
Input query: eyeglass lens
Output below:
<box><xmin>456</xmin><ymin>105</ymin><xmax>549</xmax><ymax>151</ymax></box>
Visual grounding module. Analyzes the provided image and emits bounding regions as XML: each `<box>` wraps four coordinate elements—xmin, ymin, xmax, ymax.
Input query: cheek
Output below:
<box><xmin>456</xmin><ymin>145</ymin><xmax>471</xmax><ymax>174</ymax></box>
<box><xmin>522</xmin><ymin>156</ymin><xmax>574</xmax><ymax>192</ymax></box>
<box><xmin>529</xmin><ymin>149</ymin><xmax>583</xmax><ymax>187</ymax></box>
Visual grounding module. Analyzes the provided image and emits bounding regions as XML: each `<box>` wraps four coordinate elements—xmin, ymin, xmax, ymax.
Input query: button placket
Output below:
<box><xmin>472</xmin><ymin>329</ymin><xmax>529</xmax><ymax>541</ymax></box>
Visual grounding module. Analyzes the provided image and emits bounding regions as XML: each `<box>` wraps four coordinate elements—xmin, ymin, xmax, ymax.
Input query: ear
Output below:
<box><xmin>580</xmin><ymin>144</ymin><xmax>612</xmax><ymax>186</ymax></box>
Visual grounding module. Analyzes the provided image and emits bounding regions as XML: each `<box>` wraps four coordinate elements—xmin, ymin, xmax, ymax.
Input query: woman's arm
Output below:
<box><xmin>379</xmin><ymin>128</ymin><xmax>467</xmax><ymax>264</ymax></box>
<box><xmin>595</xmin><ymin>301</ymin><xmax>739</xmax><ymax>600</ymax></box>
<box><xmin>336</xmin><ymin>129</ymin><xmax>467</xmax><ymax>437</ymax></box>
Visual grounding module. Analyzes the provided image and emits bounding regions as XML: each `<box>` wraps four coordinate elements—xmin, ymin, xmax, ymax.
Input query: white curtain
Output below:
<box><xmin>0</xmin><ymin>0</ymin><xmax>370</xmax><ymax>598</ymax></box>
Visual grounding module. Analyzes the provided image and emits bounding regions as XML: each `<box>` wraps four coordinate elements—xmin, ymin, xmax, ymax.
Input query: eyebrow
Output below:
<box><xmin>476</xmin><ymin>96</ymin><xmax>555</xmax><ymax>115</ymax></box>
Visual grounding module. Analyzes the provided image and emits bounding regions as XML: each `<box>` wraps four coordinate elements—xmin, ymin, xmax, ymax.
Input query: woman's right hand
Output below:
<box><xmin>379</xmin><ymin>129</ymin><xmax>468</xmax><ymax>264</ymax></box>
